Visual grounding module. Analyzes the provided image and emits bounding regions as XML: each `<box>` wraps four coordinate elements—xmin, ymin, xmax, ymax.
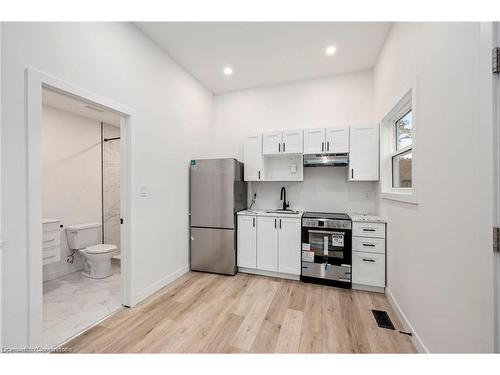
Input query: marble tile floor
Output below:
<box><xmin>43</xmin><ymin>261</ymin><xmax>122</xmax><ymax>348</ymax></box>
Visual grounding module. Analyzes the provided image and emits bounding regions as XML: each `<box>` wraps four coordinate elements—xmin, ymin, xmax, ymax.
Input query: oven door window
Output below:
<box><xmin>308</xmin><ymin>230</ymin><xmax>347</xmax><ymax>260</ymax></box>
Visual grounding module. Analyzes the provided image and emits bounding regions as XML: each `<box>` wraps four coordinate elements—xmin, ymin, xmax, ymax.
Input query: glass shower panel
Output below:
<box><xmin>102</xmin><ymin>123</ymin><xmax>121</xmax><ymax>255</ymax></box>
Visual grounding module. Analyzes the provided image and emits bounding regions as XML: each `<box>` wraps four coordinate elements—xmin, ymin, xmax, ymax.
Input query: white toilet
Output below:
<box><xmin>66</xmin><ymin>222</ymin><xmax>117</xmax><ymax>279</ymax></box>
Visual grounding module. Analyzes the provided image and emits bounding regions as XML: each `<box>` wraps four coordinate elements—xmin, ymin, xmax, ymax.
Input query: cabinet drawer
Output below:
<box><xmin>352</xmin><ymin>237</ymin><xmax>385</xmax><ymax>254</ymax></box>
<box><xmin>352</xmin><ymin>222</ymin><xmax>385</xmax><ymax>238</ymax></box>
<box><xmin>43</xmin><ymin>221</ymin><xmax>60</xmax><ymax>232</ymax></box>
<box><xmin>43</xmin><ymin>246</ymin><xmax>61</xmax><ymax>265</ymax></box>
<box><xmin>42</xmin><ymin>230</ymin><xmax>61</xmax><ymax>249</ymax></box>
<box><xmin>352</xmin><ymin>251</ymin><xmax>385</xmax><ymax>288</ymax></box>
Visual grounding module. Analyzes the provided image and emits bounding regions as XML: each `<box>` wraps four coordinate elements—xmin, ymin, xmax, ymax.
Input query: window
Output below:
<box><xmin>391</xmin><ymin>109</ymin><xmax>413</xmax><ymax>188</ymax></box>
<box><xmin>380</xmin><ymin>85</ymin><xmax>417</xmax><ymax>204</ymax></box>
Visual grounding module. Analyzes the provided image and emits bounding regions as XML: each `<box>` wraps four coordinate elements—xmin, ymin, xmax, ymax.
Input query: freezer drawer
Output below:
<box><xmin>190</xmin><ymin>227</ymin><xmax>236</xmax><ymax>275</ymax></box>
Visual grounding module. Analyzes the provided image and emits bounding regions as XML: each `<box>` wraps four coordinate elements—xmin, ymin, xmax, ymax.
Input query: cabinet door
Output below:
<box><xmin>303</xmin><ymin>128</ymin><xmax>326</xmax><ymax>154</ymax></box>
<box><xmin>325</xmin><ymin>126</ymin><xmax>349</xmax><ymax>153</ymax></box>
<box><xmin>352</xmin><ymin>251</ymin><xmax>385</xmax><ymax>287</ymax></box>
<box><xmin>244</xmin><ymin>133</ymin><xmax>263</xmax><ymax>181</ymax></box>
<box><xmin>282</xmin><ymin>130</ymin><xmax>303</xmax><ymax>154</ymax></box>
<box><xmin>349</xmin><ymin>124</ymin><xmax>379</xmax><ymax>181</ymax></box>
<box><xmin>277</xmin><ymin>217</ymin><xmax>301</xmax><ymax>275</ymax></box>
<box><xmin>256</xmin><ymin>216</ymin><xmax>278</xmax><ymax>271</ymax></box>
<box><xmin>262</xmin><ymin>131</ymin><xmax>283</xmax><ymax>155</ymax></box>
<box><xmin>237</xmin><ymin>215</ymin><xmax>257</xmax><ymax>269</ymax></box>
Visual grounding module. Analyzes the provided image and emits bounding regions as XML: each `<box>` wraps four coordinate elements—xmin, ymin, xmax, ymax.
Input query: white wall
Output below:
<box><xmin>212</xmin><ymin>71</ymin><xmax>377</xmax><ymax>213</ymax></box>
<box><xmin>373</xmin><ymin>23</ymin><xmax>494</xmax><ymax>352</ymax></box>
<box><xmin>1</xmin><ymin>23</ymin><xmax>213</xmax><ymax>346</ymax></box>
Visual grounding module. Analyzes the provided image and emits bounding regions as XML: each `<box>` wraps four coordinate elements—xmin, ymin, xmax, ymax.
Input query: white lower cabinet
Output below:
<box><xmin>352</xmin><ymin>252</ymin><xmax>385</xmax><ymax>288</ymax></box>
<box><xmin>237</xmin><ymin>215</ymin><xmax>257</xmax><ymax>269</ymax></box>
<box><xmin>237</xmin><ymin>213</ymin><xmax>301</xmax><ymax>277</ymax></box>
<box><xmin>351</xmin><ymin>221</ymin><xmax>386</xmax><ymax>292</ymax></box>
<box><xmin>277</xmin><ymin>217</ymin><xmax>301</xmax><ymax>275</ymax></box>
<box><xmin>256</xmin><ymin>216</ymin><xmax>279</xmax><ymax>271</ymax></box>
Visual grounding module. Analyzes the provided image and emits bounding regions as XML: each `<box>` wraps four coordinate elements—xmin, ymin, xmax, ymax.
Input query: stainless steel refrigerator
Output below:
<box><xmin>190</xmin><ymin>158</ymin><xmax>247</xmax><ymax>275</ymax></box>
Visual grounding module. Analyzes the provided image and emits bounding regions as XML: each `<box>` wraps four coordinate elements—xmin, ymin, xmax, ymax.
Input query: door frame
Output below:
<box><xmin>26</xmin><ymin>68</ymin><xmax>134</xmax><ymax>347</ymax></box>
<box><xmin>494</xmin><ymin>22</ymin><xmax>500</xmax><ymax>354</ymax></box>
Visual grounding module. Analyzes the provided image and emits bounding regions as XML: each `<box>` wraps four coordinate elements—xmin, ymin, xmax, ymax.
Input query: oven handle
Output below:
<box><xmin>307</xmin><ymin>229</ymin><xmax>340</xmax><ymax>235</ymax></box>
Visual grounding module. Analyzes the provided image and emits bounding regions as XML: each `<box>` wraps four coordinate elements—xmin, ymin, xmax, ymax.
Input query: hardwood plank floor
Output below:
<box><xmin>64</xmin><ymin>271</ymin><xmax>416</xmax><ymax>353</ymax></box>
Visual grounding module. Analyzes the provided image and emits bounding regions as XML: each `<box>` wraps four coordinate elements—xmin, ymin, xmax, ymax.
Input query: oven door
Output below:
<box><xmin>305</xmin><ymin>228</ymin><xmax>351</xmax><ymax>266</ymax></box>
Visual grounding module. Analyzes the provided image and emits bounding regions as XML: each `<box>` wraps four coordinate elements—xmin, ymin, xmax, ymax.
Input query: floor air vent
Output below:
<box><xmin>372</xmin><ymin>309</ymin><xmax>395</xmax><ymax>330</ymax></box>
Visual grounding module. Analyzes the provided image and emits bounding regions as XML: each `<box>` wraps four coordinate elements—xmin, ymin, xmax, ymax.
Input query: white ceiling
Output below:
<box><xmin>136</xmin><ymin>22</ymin><xmax>392</xmax><ymax>94</ymax></box>
<box><xmin>42</xmin><ymin>88</ymin><xmax>121</xmax><ymax>126</ymax></box>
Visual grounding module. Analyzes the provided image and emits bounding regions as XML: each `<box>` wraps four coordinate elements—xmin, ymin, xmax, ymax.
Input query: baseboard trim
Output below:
<box><xmin>134</xmin><ymin>264</ymin><xmax>189</xmax><ymax>305</ymax></box>
<box><xmin>385</xmin><ymin>287</ymin><xmax>429</xmax><ymax>353</ymax></box>
<box><xmin>238</xmin><ymin>267</ymin><xmax>300</xmax><ymax>281</ymax></box>
<box><xmin>353</xmin><ymin>283</ymin><xmax>385</xmax><ymax>294</ymax></box>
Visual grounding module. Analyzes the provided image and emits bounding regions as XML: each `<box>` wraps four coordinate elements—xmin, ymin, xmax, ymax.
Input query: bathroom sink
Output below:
<box><xmin>265</xmin><ymin>209</ymin><xmax>299</xmax><ymax>215</ymax></box>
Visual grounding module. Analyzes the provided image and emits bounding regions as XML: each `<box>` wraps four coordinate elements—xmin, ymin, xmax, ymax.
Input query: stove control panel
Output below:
<box><xmin>302</xmin><ymin>218</ymin><xmax>352</xmax><ymax>230</ymax></box>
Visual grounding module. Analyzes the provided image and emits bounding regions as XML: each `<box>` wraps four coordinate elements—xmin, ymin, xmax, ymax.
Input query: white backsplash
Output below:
<box><xmin>248</xmin><ymin>166</ymin><xmax>377</xmax><ymax>214</ymax></box>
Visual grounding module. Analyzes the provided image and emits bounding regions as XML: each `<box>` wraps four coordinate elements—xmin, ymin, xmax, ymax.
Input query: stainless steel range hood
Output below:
<box><xmin>303</xmin><ymin>153</ymin><xmax>349</xmax><ymax>167</ymax></box>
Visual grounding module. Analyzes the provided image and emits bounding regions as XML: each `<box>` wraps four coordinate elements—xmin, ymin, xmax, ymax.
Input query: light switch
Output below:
<box><xmin>140</xmin><ymin>185</ymin><xmax>148</xmax><ymax>197</ymax></box>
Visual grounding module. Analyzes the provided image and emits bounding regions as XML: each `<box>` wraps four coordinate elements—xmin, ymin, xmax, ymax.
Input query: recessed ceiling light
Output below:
<box><xmin>325</xmin><ymin>46</ymin><xmax>337</xmax><ymax>56</ymax></box>
<box><xmin>223</xmin><ymin>66</ymin><xmax>233</xmax><ymax>76</ymax></box>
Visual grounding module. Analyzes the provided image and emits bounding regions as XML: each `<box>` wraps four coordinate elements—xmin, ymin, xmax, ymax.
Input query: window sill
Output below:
<box><xmin>381</xmin><ymin>191</ymin><xmax>418</xmax><ymax>205</ymax></box>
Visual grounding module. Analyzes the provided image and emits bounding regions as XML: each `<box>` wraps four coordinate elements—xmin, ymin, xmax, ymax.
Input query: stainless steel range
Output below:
<box><xmin>300</xmin><ymin>212</ymin><xmax>352</xmax><ymax>288</ymax></box>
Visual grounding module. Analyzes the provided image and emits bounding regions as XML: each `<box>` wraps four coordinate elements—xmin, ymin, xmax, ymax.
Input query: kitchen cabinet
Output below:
<box><xmin>262</xmin><ymin>131</ymin><xmax>282</xmax><ymax>155</ymax></box>
<box><xmin>263</xmin><ymin>130</ymin><xmax>303</xmax><ymax>155</ymax></box>
<box><xmin>277</xmin><ymin>217</ymin><xmax>301</xmax><ymax>275</ymax></box>
<box><xmin>256</xmin><ymin>216</ymin><xmax>279</xmax><ymax>271</ymax></box>
<box><xmin>244</xmin><ymin>133</ymin><xmax>264</xmax><ymax>181</ymax></box>
<box><xmin>304</xmin><ymin>126</ymin><xmax>349</xmax><ymax>154</ymax></box>
<box><xmin>352</xmin><ymin>252</ymin><xmax>385</xmax><ymax>288</ymax></box>
<box><xmin>237</xmin><ymin>211</ymin><xmax>302</xmax><ymax>278</ymax></box>
<box><xmin>237</xmin><ymin>215</ymin><xmax>257</xmax><ymax>269</ymax></box>
<box><xmin>303</xmin><ymin>128</ymin><xmax>326</xmax><ymax>154</ymax></box>
<box><xmin>325</xmin><ymin>126</ymin><xmax>349</xmax><ymax>153</ymax></box>
<box><xmin>282</xmin><ymin>130</ymin><xmax>303</xmax><ymax>154</ymax></box>
<box><xmin>348</xmin><ymin>124</ymin><xmax>379</xmax><ymax>181</ymax></box>
<box><xmin>351</xmin><ymin>219</ymin><xmax>386</xmax><ymax>292</ymax></box>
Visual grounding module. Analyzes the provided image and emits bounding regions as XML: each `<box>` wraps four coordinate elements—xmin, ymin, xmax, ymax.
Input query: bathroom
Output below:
<box><xmin>41</xmin><ymin>88</ymin><xmax>123</xmax><ymax>348</ymax></box>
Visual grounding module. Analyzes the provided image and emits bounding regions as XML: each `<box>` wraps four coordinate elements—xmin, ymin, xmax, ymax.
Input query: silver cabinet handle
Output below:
<box><xmin>362</xmin><ymin>258</ymin><xmax>375</xmax><ymax>263</ymax></box>
<box><xmin>283</xmin><ymin>142</ymin><xmax>285</xmax><ymax>152</ymax></box>
<box><xmin>362</xmin><ymin>243</ymin><xmax>376</xmax><ymax>247</ymax></box>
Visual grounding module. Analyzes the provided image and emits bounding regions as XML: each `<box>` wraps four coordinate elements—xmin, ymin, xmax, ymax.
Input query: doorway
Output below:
<box><xmin>26</xmin><ymin>69</ymin><xmax>133</xmax><ymax>347</ymax></box>
<box><xmin>41</xmin><ymin>88</ymin><xmax>124</xmax><ymax>347</ymax></box>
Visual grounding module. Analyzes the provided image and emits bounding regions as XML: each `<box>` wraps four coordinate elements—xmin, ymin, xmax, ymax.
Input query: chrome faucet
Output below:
<box><xmin>280</xmin><ymin>187</ymin><xmax>290</xmax><ymax>211</ymax></box>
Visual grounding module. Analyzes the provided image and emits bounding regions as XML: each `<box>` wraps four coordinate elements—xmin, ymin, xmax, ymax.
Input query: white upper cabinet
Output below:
<box><xmin>262</xmin><ymin>131</ymin><xmax>283</xmax><ymax>155</ymax></box>
<box><xmin>237</xmin><ymin>215</ymin><xmax>257</xmax><ymax>269</ymax></box>
<box><xmin>348</xmin><ymin>124</ymin><xmax>379</xmax><ymax>181</ymax></box>
<box><xmin>303</xmin><ymin>128</ymin><xmax>326</xmax><ymax>154</ymax></box>
<box><xmin>277</xmin><ymin>217</ymin><xmax>301</xmax><ymax>275</ymax></box>
<box><xmin>244</xmin><ymin>133</ymin><xmax>264</xmax><ymax>181</ymax></box>
<box><xmin>325</xmin><ymin>126</ymin><xmax>349</xmax><ymax>153</ymax></box>
<box><xmin>282</xmin><ymin>129</ymin><xmax>303</xmax><ymax>154</ymax></box>
<box><xmin>263</xmin><ymin>130</ymin><xmax>303</xmax><ymax>155</ymax></box>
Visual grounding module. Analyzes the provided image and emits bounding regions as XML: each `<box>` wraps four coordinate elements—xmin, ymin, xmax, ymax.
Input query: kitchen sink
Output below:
<box><xmin>265</xmin><ymin>209</ymin><xmax>299</xmax><ymax>214</ymax></box>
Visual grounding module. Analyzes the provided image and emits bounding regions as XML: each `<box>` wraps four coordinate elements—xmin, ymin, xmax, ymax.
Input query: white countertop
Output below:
<box><xmin>348</xmin><ymin>213</ymin><xmax>386</xmax><ymax>223</ymax></box>
<box><xmin>42</xmin><ymin>218</ymin><xmax>61</xmax><ymax>224</ymax></box>
<box><xmin>238</xmin><ymin>209</ymin><xmax>304</xmax><ymax>218</ymax></box>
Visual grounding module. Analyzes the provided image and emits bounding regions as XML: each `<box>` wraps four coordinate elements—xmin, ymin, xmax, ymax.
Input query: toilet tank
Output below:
<box><xmin>66</xmin><ymin>222</ymin><xmax>102</xmax><ymax>250</ymax></box>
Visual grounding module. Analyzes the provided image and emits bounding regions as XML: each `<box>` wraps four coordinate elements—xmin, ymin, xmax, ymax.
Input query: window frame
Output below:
<box><xmin>380</xmin><ymin>82</ymin><xmax>418</xmax><ymax>204</ymax></box>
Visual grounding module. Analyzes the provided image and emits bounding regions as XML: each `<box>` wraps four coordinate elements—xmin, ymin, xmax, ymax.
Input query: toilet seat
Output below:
<box><xmin>85</xmin><ymin>244</ymin><xmax>117</xmax><ymax>254</ymax></box>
